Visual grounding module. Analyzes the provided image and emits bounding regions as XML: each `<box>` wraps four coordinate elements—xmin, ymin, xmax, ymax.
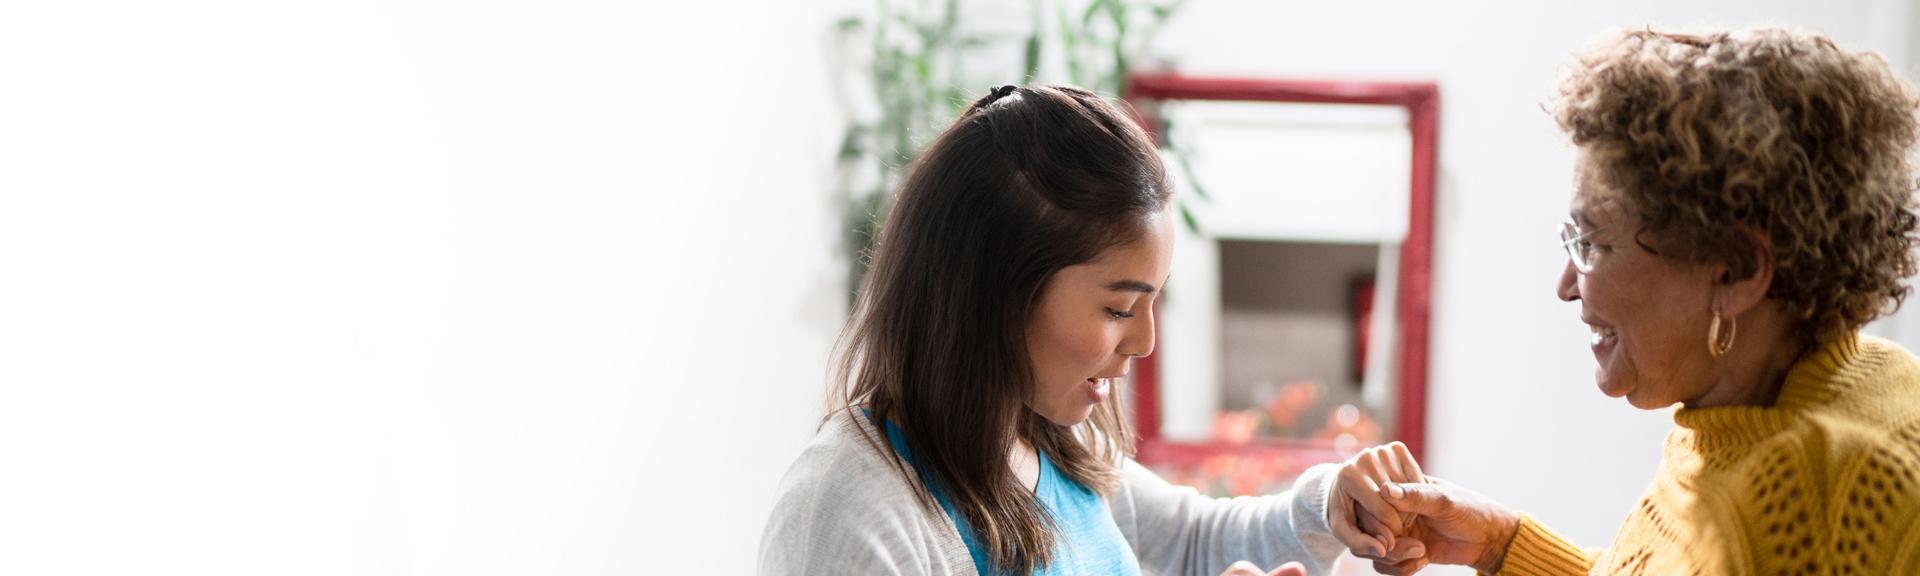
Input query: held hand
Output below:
<box><xmin>1357</xmin><ymin>504</ymin><xmax>1428</xmax><ymax>573</ymax></box>
<box><xmin>1373</xmin><ymin>477</ymin><xmax>1523</xmax><ymax>575</ymax></box>
<box><xmin>1328</xmin><ymin>441</ymin><xmax>1427</xmax><ymax>560</ymax></box>
<box><xmin>1220</xmin><ymin>560</ymin><xmax>1306</xmax><ymax>576</ymax></box>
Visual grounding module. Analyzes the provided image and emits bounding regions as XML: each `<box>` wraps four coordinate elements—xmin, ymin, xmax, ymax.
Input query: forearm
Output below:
<box><xmin>1118</xmin><ymin>461</ymin><xmax>1346</xmax><ymax>575</ymax></box>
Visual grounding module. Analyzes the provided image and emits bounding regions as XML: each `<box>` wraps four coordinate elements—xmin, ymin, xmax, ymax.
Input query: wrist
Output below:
<box><xmin>1473</xmin><ymin>509</ymin><xmax>1522</xmax><ymax>574</ymax></box>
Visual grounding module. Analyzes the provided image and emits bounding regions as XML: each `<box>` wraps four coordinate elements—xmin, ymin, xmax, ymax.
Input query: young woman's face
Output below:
<box><xmin>1557</xmin><ymin>153</ymin><xmax>1721</xmax><ymax>409</ymax></box>
<box><xmin>1024</xmin><ymin>209</ymin><xmax>1174</xmax><ymax>426</ymax></box>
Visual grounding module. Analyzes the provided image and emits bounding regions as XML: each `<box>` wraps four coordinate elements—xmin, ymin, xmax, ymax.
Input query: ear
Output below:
<box><xmin>1713</xmin><ymin>224</ymin><xmax>1775</xmax><ymax>316</ymax></box>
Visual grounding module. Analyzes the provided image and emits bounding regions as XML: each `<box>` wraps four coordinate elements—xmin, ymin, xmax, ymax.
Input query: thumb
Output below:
<box><xmin>1266</xmin><ymin>561</ymin><xmax>1307</xmax><ymax>576</ymax></box>
<box><xmin>1381</xmin><ymin>481</ymin><xmax>1454</xmax><ymax>516</ymax></box>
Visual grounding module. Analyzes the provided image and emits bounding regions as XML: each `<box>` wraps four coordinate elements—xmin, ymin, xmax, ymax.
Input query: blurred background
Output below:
<box><xmin>5</xmin><ymin>1</ymin><xmax>1920</xmax><ymax>575</ymax></box>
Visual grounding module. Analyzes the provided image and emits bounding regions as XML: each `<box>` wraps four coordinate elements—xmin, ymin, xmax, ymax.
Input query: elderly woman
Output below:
<box><xmin>1366</xmin><ymin>28</ymin><xmax>1920</xmax><ymax>575</ymax></box>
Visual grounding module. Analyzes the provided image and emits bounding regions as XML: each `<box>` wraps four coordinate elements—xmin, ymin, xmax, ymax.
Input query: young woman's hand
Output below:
<box><xmin>1219</xmin><ymin>560</ymin><xmax>1305</xmax><ymax>576</ymax></box>
<box><xmin>1327</xmin><ymin>441</ymin><xmax>1427</xmax><ymax>562</ymax></box>
<box><xmin>1368</xmin><ymin>477</ymin><xmax>1523</xmax><ymax>575</ymax></box>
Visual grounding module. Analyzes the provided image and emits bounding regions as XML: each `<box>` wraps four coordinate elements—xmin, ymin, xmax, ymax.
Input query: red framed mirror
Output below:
<box><xmin>1123</xmin><ymin>73</ymin><xmax>1437</xmax><ymax>496</ymax></box>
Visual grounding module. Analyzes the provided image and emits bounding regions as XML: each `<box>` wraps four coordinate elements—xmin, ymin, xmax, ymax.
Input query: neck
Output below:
<box><xmin>1009</xmin><ymin>435</ymin><xmax>1039</xmax><ymax>492</ymax></box>
<box><xmin>1688</xmin><ymin>302</ymin><xmax>1807</xmax><ymax>409</ymax></box>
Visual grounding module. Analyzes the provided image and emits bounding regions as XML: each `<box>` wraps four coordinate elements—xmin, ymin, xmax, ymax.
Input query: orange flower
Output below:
<box><xmin>1211</xmin><ymin>409</ymin><xmax>1260</xmax><ymax>444</ymax></box>
<box><xmin>1262</xmin><ymin>380</ymin><xmax>1321</xmax><ymax>431</ymax></box>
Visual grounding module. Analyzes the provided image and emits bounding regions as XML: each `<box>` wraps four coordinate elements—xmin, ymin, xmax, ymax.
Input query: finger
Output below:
<box><xmin>1372</xmin><ymin>556</ymin><xmax>1431</xmax><ymax>576</ymax></box>
<box><xmin>1266</xmin><ymin>561</ymin><xmax>1307</xmax><ymax>576</ymax></box>
<box><xmin>1378</xmin><ymin>534</ymin><xmax>1428</xmax><ymax>563</ymax></box>
<box><xmin>1356</xmin><ymin>481</ymin><xmax>1399</xmax><ymax>551</ymax></box>
<box><xmin>1354</xmin><ymin>507</ymin><xmax>1410</xmax><ymax>561</ymax></box>
<box><xmin>1330</xmin><ymin>503</ymin><xmax>1388</xmax><ymax>559</ymax></box>
<box><xmin>1381</xmin><ymin>481</ymin><xmax>1453</xmax><ymax>516</ymax></box>
<box><xmin>1221</xmin><ymin>560</ymin><xmax>1262</xmax><ymax>576</ymax></box>
<box><xmin>1370</xmin><ymin>444</ymin><xmax>1407</xmax><ymax>485</ymax></box>
<box><xmin>1332</xmin><ymin>467</ymin><xmax>1390</xmax><ymax>557</ymax></box>
<box><xmin>1355</xmin><ymin>505</ymin><xmax>1395</xmax><ymax>541</ymax></box>
<box><xmin>1352</xmin><ymin>452</ymin><xmax>1408</xmax><ymax>530</ymax></box>
<box><xmin>1390</xmin><ymin>441</ymin><xmax>1420</xmax><ymax>485</ymax></box>
<box><xmin>1379</xmin><ymin>444</ymin><xmax>1423</xmax><ymax>532</ymax></box>
<box><xmin>1389</xmin><ymin>441</ymin><xmax>1427</xmax><ymax>483</ymax></box>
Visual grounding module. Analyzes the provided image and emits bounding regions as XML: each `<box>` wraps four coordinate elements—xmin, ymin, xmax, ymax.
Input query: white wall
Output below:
<box><xmin>1151</xmin><ymin>1</ymin><xmax>1918</xmax><ymax>570</ymax></box>
<box><xmin>4</xmin><ymin>1</ymin><xmax>1915</xmax><ymax>575</ymax></box>
<box><xmin>0</xmin><ymin>1</ymin><xmax>842</xmax><ymax>574</ymax></box>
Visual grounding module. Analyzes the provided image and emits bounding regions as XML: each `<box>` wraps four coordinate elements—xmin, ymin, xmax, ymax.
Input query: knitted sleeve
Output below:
<box><xmin>1493</xmin><ymin>515</ymin><xmax>1596</xmax><ymax>576</ymax></box>
<box><xmin>1107</xmin><ymin>460</ymin><xmax>1347</xmax><ymax>576</ymax></box>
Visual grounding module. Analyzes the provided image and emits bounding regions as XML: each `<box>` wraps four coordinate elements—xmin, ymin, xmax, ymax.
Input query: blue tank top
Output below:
<box><xmin>876</xmin><ymin>414</ymin><xmax>1143</xmax><ymax>576</ymax></box>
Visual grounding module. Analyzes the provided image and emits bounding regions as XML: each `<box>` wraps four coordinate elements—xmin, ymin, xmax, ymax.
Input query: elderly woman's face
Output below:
<box><xmin>1557</xmin><ymin>154</ymin><xmax>1724</xmax><ymax>409</ymax></box>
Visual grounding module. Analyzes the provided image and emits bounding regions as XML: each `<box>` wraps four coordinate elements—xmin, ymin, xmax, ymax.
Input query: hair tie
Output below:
<box><xmin>966</xmin><ymin>85</ymin><xmax>1023</xmax><ymax>114</ymax></box>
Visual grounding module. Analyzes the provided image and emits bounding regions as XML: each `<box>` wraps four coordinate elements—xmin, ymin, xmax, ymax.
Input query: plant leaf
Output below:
<box><xmin>1173</xmin><ymin>147</ymin><xmax>1210</xmax><ymax>201</ymax></box>
<box><xmin>1107</xmin><ymin>0</ymin><xmax>1128</xmax><ymax>31</ymax></box>
<box><xmin>1057</xmin><ymin>2</ymin><xmax>1083</xmax><ymax>86</ymax></box>
<box><xmin>956</xmin><ymin>33</ymin><xmax>1003</xmax><ymax>49</ymax></box>
<box><xmin>1022</xmin><ymin>33</ymin><xmax>1041</xmax><ymax>81</ymax></box>
<box><xmin>1178</xmin><ymin>201</ymin><xmax>1202</xmax><ymax>235</ymax></box>
<box><xmin>1083</xmin><ymin>0</ymin><xmax>1108</xmax><ymax>27</ymax></box>
<box><xmin>838</xmin><ymin>125</ymin><xmax>869</xmax><ymax>162</ymax></box>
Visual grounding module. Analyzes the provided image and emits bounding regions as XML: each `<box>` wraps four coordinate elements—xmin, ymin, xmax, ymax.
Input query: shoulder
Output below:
<box><xmin>1789</xmin><ymin>340</ymin><xmax>1920</xmax><ymax>488</ymax></box>
<box><xmin>1765</xmin><ymin>334</ymin><xmax>1920</xmax><ymax>505</ymax></box>
<box><xmin>1722</xmin><ymin>409</ymin><xmax>1917</xmax><ymax>502</ymax></box>
<box><xmin>765</xmin><ymin>411</ymin><xmax>935</xmax><ymax>529</ymax></box>
<box><xmin>759</xmin><ymin>411</ymin><xmax>967</xmax><ymax>574</ymax></box>
<box><xmin>1828</xmin><ymin>335</ymin><xmax>1920</xmax><ymax>418</ymax></box>
<box><xmin>1704</xmin><ymin>412</ymin><xmax>1920</xmax><ymax>573</ymax></box>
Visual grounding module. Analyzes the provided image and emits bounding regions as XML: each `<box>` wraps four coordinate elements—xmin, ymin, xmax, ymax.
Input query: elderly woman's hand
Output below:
<box><xmin>1365</xmin><ymin>478</ymin><xmax>1523</xmax><ymax>575</ymax></box>
<box><xmin>1328</xmin><ymin>442</ymin><xmax>1428</xmax><ymax>563</ymax></box>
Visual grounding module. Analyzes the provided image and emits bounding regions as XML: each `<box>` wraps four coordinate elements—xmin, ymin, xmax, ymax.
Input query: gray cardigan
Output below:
<box><xmin>757</xmin><ymin>412</ymin><xmax>1347</xmax><ymax>575</ymax></box>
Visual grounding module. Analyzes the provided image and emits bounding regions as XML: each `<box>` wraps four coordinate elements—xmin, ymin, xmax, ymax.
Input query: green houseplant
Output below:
<box><xmin>831</xmin><ymin>0</ymin><xmax>1197</xmax><ymax>299</ymax></box>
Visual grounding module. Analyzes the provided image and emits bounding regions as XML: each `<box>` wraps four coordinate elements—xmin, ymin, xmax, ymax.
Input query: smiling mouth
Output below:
<box><xmin>1085</xmin><ymin>377</ymin><xmax>1113</xmax><ymax>403</ymax></box>
<box><xmin>1589</xmin><ymin>324</ymin><xmax>1617</xmax><ymax>346</ymax></box>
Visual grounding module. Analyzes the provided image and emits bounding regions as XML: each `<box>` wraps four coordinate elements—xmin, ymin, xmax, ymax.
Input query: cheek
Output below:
<box><xmin>1031</xmin><ymin>318</ymin><xmax>1113</xmax><ymax>378</ymax></box>
<box><xmin>1585</xmin><ymin>269</ymin><xmax>1651</xmax><ymax>329</ymax></box>
<box><xmin>1599</xmin><ymin>275</ymin><xmax>1703</xmax><ymax>372</ymax></box>
<box><xmin>1580</xmin><ymin>272</ymin><xmax>1619</xmax><ymax>311</ymax></box>
<box><xmin>1070</xmin><ymin>328</ymin><xmax>1117</xmax><ymax>368</ymax></box>
<box><xmin>1640</xmin><ymin>306</ymin><xmax>1706</xmax><ymax>371</ymax></box>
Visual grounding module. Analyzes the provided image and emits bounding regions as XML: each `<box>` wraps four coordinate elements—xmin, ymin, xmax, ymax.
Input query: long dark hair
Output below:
<box><xmin>829</xmin><ymin>85</ymin><xmax>1170</xmax><ymax>573</ymax></box>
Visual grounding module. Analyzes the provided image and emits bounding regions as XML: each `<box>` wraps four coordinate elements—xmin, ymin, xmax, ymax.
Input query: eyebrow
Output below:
<box><xmin>1106</xmin><ymin>279</ymin><xmax>1160</xmax><ymax>294</ymax></box>
<box><xmin>1570</xmin><ymin>208</ymin><xmax>1596</xmax><ymax>228</ymax></box>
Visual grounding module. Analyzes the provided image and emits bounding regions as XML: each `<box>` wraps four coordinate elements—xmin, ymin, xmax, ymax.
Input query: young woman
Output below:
<box><xmin>759</xmin><ymin>85</ymin><xmax>1424</xmax><ymax>575</ymax></box>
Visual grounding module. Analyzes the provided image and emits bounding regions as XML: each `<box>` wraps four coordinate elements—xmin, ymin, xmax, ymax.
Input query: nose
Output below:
<box><xmin>1556</xmin><ymin>259</ymin><xmax>1581</xmax><ymax>302</ymax></box>
<box><xmin>1121</xmin><ymin>303</ymin><xmax>1158</xmax><ymax>358</ymax></box>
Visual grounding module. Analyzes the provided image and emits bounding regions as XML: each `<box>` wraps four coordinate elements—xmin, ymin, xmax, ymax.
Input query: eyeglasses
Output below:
<box><xmin>1558</xmin><ymin>220</ymin><xmax>1599</xmax><ymax>274</ymax></box>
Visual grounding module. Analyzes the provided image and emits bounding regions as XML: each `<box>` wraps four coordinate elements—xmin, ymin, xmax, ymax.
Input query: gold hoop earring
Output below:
<box><xmin>1708</xmin><ymin>311</ymin><xmax>1738</xmax><ymax>358</ymax></box>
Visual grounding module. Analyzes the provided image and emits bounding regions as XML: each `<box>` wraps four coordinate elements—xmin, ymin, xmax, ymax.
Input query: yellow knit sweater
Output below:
<box><xmin>1498</xmin><ymin>334</ymin><xmax>1920</xmax><ymax>575</ymax></box>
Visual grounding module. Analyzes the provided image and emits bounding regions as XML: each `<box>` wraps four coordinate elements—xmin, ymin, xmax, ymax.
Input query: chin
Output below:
<box><xmin>1623</xmin><ymin>390</ymin><xmax>1673</xmax><ymax>410</ymax></box>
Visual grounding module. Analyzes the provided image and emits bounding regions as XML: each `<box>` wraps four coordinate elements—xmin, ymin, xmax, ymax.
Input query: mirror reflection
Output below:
<box><xmin>1130</xmin><ymin>93</ymin><xmax>1424</xmax><ymax>496</ymax></box>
